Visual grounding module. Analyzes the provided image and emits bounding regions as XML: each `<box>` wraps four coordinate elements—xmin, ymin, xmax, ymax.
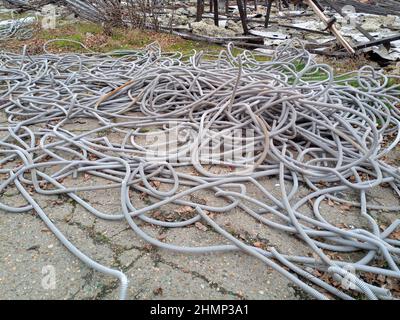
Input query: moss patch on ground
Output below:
<box><xmin>1</xmin><ymin>20</ymin><xmax>227</xmax><ymax>55</ymax></box>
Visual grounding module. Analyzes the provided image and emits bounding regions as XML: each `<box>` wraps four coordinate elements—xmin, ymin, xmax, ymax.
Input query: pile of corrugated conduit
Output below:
<box><xmin>1</xmin><ymin>40</ymin><xmax>400</xmax><ymax>300</ymax></box>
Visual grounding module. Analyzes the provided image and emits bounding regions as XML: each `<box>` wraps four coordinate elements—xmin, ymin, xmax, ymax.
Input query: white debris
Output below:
<box><xmin>192</xmin><ymin>21</ymin><xmax>235</xmax><ymax>38</ymax></box>
<box><xmin>226</xmin><ymin>20</ymin><xmax>244</xmax><ymax>34</ymax></box>
<box><xmin>0</xmin><ymin>16</ymin><xmax>36</xmax><ymax>27</ymax></box>
<box><xmin>250</xmin><ymin>30</ymin><xmax>289</xmax><ymax>40</ymax></box>
<box><xmin>291</xmin><ymin>20</ymin><xmax>325</xmax><ymax>31</ymax></box>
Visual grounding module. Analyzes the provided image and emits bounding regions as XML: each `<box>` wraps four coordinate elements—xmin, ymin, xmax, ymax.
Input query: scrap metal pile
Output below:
<box><xmin>0</xmin><ymin>15</ymin><xmax>35</xmax><ymax>41</ymax></box>
<box><xmin>1</xmin><ymin>40</ymin><xmax>400</xmax><ymax>299</ymax></box>
<box><xmin>320</xmin><ymin>0</ymin><xmax>400</xmax><ymax>16</ymax></box>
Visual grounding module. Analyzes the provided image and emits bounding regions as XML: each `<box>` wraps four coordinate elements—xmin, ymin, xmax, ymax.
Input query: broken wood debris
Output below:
<box><xmin>306</xmin><ymin>0</ymin><xmax>355</xmax><ymax>54</ymax></box>
<box><xmin>353</xmin><ymin>34</ymin><xmax>400</xmax><ymax>50</ymax></box>
<box><xmin>2</xmin><ymin>0</ymin><xmax>400</xmax><ymax>60</ymax></box>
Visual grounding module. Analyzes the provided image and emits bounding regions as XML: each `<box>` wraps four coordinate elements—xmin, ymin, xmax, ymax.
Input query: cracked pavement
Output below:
<box><xmin>0</xmin><ymin>182</ymin><xmax>301</xmax><ymax>300</ymax></box>
<box><xmin>1</xmin><ymin>115</ymin><xmax>400</xmax><ymax>300</ymax></box>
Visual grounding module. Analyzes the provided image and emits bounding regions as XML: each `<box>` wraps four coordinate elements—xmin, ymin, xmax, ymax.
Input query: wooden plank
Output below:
<box><xmin>196</xmin><ymin>0</ymin><xmax>204</xmax><ymax>22</ymax></box>
<box><xmin>213</xmin><ymin>0</ymin><xmax>219</xmax><ymax>26</ymax></box>
<box><xmin>173</xmin><ymin>31</ymin><xmax>264</xmax><ymax>43</ymax></box>
<box><xmin>264</xmin><ymin>0</ymin><xmax>273</xmax><ymax>28</ymax></box>
<box><xmin>354</xmin><ymin>34</ymin><xmax>400</xmax><ymax>50</ymax></box>
<box><xmin>237</xmin><ymin>0</ymin><xmax>250</xmax><ymax>34</ymax></box>
<box><xmin>278</xmin><ymin>23</ymin><xmax>331</xmax><ymax>36</ymax></box>
<box><xmin>306</xmin><ymin>0</ymin><xmax>355</xmax><ymax>54</ymax></box>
